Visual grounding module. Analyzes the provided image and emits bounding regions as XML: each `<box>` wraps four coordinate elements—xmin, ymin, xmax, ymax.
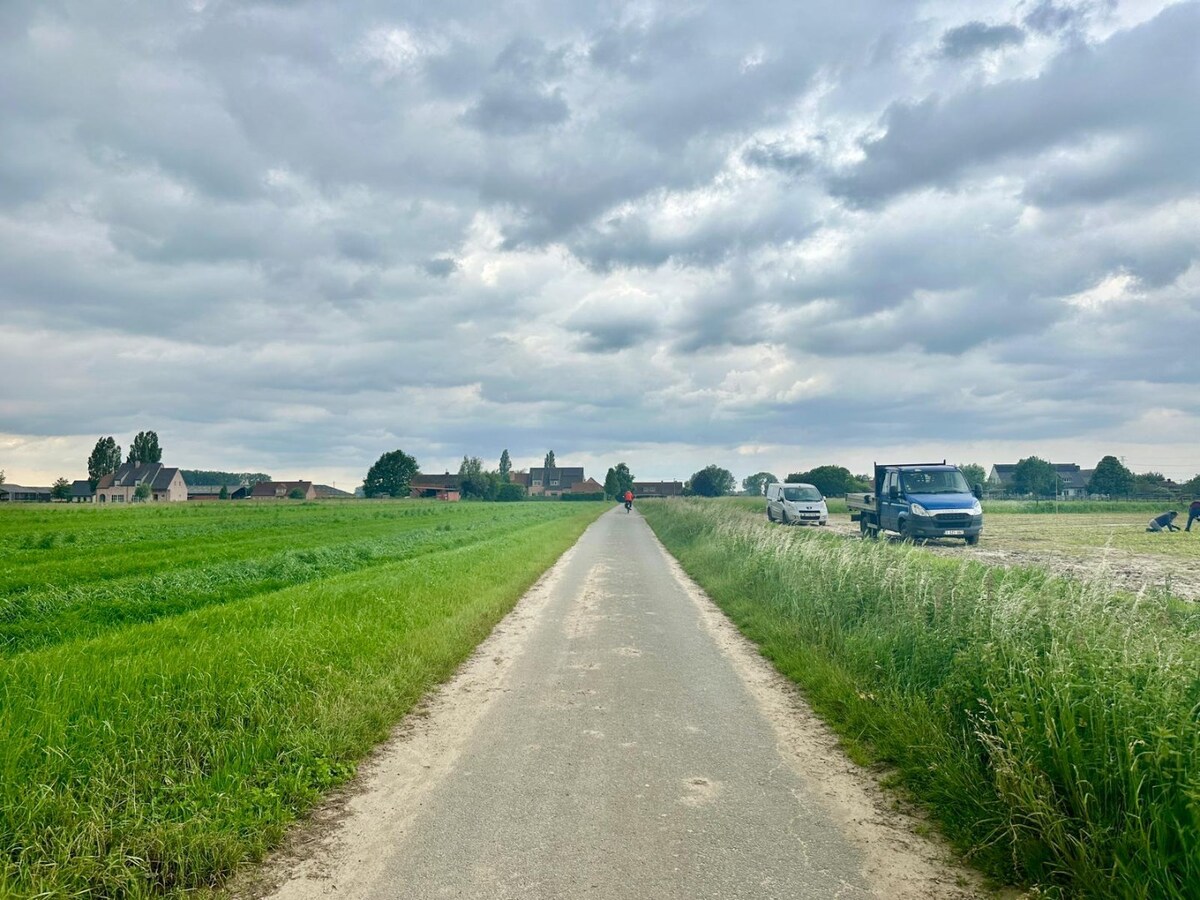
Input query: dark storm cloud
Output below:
<box><xmin>938</xmin><ymin>22</ymin><xmax>1026</xmax><ymax>58</ymax></box>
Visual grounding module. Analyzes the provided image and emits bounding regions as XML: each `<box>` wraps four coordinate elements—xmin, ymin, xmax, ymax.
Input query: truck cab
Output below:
<box><xmin>852</xmin><ymin>463</ymin><xmax>983</xmax><ymax>545</ymax></box>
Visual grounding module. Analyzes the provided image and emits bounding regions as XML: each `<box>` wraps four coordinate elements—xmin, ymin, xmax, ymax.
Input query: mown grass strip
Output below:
<box><xmin>642</xmin><ymin>499</ymin><xmax>1200</xmax><ymax>899</ymax></box>
<box><xmin>0</xmin><ymin>503</ymin><xmax>603</xmax><ymax>898</ymax></box>
<box><xmin>1</xmin><ymin>506</ymin><xmax>578</xmax><ymax>654</ymax></box>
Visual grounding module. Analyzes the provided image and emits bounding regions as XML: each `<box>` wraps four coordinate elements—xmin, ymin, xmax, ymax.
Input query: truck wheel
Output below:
<box><xmin>767</xmin><ymin>508</ymin><xmax>775</xmax><ymax>522</ymax></box>
<box><xmin>899</xmin><ymin>518</ymin><xmax>915</xmax><ymax>542</ymax></box>
<box><xmin>781</xmin><ymin>510</ymin><xmax>790</xmax><ymax>525</ymax></box>
<box><xmin>965</xmin><ymin>535</ymin><xmax>979</xmax><ymax>546</ymax></box>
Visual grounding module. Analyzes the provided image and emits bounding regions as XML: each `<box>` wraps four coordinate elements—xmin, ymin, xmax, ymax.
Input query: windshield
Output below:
<box><xmin>900</xmin><ymin>470</ymin><xmax>970</xmax><ymax>495</ymax></box>
<box><xmin>783</xmin><ymin>486</ymin><xmax>823</xmax><ymax>502</ymax></box>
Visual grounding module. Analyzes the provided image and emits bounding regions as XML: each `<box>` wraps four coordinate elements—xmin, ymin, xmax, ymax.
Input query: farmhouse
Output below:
<box><xmin>988</xmin><ymin>463</ymin><xmax>1095</xmax><ymax>499</ymax></box>
<box><xmin>529</xmin><ymin>466</ymin><xmax>585</xmax><ymax>498</ymax></box>
<box><xmin>0</xmin><ymin>484</ymin><xmax>52</xmax><ymax>502</ymax></box>
<box><xmin>634</xmin><ymin>481</ymin><xmax>684</xmax><ymax>498</ymax></box>
<box><xmin>70</xmin><ymin>480</ymin><xmax>94</xmax><ymax>502</ymax></box>
<box><xmin>409</xmin><ymin>473</ymin><xmax>461</xmax><ymax>501</ymax></box>
<box><xmin>250</xmin><ymin>481</ymin><xmax>317</xmax><ymax>500</ymax></box>
<box><xmin>95</xmin><ymin>463</ymin><xmax>188</xmax><ymax>503</ymax></box>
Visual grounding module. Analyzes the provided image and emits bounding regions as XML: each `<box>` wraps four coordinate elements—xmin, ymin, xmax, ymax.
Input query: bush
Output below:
<box><xmin>561</xmin><ymin>492</ymin><xmax>605</xmax><ymax>502</ymax></box>
<box><xmin>495</xmin><ymin>483</ymin><xmax>527</xmax><ymax>502</ymax></box>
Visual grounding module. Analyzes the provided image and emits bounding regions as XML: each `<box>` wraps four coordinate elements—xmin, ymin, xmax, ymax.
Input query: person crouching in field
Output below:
<box><xmin>1147</xmin><ymin>510</ymin><xmax>1181</xmax><ymax>532</ymax></box>
<box><xmin>1187</xmin><ymin>499</ymin><xmax>1200</xmax><ymax>532</ymax></box>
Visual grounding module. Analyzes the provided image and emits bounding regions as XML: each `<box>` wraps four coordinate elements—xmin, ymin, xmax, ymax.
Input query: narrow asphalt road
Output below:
<box><xmin>255</xmin><ymin>507</ymin><xmax>981</xmax><ymax>900</ymax></box>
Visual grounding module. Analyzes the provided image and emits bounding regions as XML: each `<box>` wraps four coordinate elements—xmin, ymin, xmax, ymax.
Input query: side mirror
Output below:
<box><xmin>973</xmin><ymin>484</ymin><xmax>983</xmax><ymax>499</ymax></box>
<box><xmin>888</xmin><ymin>485</ymin><xmax>899</xmax><ymax>500</ymax></box>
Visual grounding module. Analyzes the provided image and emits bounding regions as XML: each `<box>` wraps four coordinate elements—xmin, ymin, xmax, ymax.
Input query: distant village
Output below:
<box><xmin>0</xmin><ymin>431</ymin><xmax>686</xmax><ymax>504</ymax></box>
<box><xmin>1</xmin><ymin>431</ymin><xmax>1194</xmax><ymax>504</ymax></box>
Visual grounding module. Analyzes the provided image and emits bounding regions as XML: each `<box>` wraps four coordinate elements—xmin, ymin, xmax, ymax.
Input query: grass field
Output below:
<box><xmin>0</xmin><ymin>500</ymin><xmax>605</xmax><ymax>898</ymax></box>
<box><xmin>643</xmin><ymin>499</ymin><xmax>1200</xmax><ymax>899</ymax></box>
<box><xmin>733</xmin><ymin>496</ymin><xmax>1200</xmax><ymax>598</ymax></box>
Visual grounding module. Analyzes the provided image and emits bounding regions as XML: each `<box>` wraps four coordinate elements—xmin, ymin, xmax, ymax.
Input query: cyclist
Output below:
<box><xmin>623</xmin><ymin>489</ymin><xmax>634</xmax><ymax>512</ymax></box>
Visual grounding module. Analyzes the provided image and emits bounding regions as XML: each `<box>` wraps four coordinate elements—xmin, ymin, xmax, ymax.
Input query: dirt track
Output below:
<box><xmin>242</xmin><ymin>508</ymin><xmax>988</xmax><ymax>899</ymax></box>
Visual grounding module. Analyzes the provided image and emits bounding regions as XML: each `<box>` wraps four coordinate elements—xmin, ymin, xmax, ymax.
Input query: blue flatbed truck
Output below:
<box><xmin>847</xmin><ymin>462</ymin><xmax>984</xmax><ymax>545</ymax></box>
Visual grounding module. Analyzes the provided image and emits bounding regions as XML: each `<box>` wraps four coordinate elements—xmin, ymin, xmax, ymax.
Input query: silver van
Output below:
<box><xmin>765</xmin><ymin>482</ymin><xmax>828</xmax><ymax>526</ymax></box>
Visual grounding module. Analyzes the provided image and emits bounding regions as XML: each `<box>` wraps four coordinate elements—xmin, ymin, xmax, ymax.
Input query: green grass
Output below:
<box><xmin>641</xmin><ymin>499</ymin><xmax>1200</xmax><ymax>899</ymax></box>
<box><xmin>0</xmin><ymin>500</ymin><xmax>604</xmax><ymax>898</ymax></box>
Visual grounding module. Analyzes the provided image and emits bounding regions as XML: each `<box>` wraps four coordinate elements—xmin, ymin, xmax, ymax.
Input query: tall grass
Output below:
<box><xmin>0</xmin><ymin>502</ymin><xmax>603</xmax><ymax>898</ymax></box>
<box><xmin>642</xmin><ymin>500</ymin><xmax>1200</xmax><ymax>898</ymax></box>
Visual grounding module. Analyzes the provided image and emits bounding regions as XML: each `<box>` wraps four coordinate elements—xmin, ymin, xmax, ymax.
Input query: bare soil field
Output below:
<box><xmin>816</xmin><ymin>512</ymin><xmax>1200</xmax><ymax>600</ymax></box>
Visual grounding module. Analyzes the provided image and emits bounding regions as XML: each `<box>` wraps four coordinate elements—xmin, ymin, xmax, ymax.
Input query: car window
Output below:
<box><xmin>783</xmin><ymin>486</ymin><xmax>822</xmax><ymax>502</ymax></box>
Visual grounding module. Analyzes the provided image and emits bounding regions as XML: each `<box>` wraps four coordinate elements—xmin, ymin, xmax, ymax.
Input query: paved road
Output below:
<box><xmin>257</xmin><ymin>508</ymin><xmax>977</xmax><ymax>900</ymax></box>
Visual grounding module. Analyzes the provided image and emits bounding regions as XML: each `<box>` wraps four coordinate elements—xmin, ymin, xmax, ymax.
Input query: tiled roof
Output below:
<box><xmin>250</xmin><ymin>481</ymin><xmax>313</xmax><ymax>497</ymax></box>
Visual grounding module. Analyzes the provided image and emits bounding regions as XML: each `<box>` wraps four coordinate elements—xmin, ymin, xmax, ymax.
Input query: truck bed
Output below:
<box><xmin>846</xmin><ymin>493</ymin><xmax>875</xmax><ymax>518</ymax></box>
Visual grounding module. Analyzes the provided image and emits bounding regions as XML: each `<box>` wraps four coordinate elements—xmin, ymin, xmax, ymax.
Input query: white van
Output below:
<box><xmin>765</xmin><ymin>483</ymin><xmax>828</xmax><ymax>526</ymax></box>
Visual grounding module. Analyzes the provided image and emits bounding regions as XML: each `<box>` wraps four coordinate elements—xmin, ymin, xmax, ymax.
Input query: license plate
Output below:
<box><xmin>942</xmin><ymin>529</ymin><xmax>964</xmax><ymax>536</ymax></box>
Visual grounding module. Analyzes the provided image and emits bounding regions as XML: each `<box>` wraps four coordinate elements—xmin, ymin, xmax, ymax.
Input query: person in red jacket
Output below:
<box><xmin>623</xmin><ymin>489</ymin><xmax>634</xmax><ymax>512</ymax></box>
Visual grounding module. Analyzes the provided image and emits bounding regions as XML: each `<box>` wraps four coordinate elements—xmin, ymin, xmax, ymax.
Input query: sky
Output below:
<box><xmin>2</xmin><ymin>0</ymin><xmax>1198</xmax><ymax>489</ymax></box>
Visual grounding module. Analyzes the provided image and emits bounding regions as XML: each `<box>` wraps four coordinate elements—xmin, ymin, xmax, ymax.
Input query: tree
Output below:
<box><xmin>1133</xmin><ymin>471</ymin><xmax>1173</xmax><ymax>499</ymax></box>
<box><xmin>127</xmin><ymin>430</ymin><xmax>162</xmax><ymax>465</ymax></box>
<box><xmin>1010</xmin><ymin>456</ymin><xmax>1060</xmax><ymax>497</ymax></box>
<box><xmin>958</xmin><ymin>464</ymin><xmax>987</xmax><ymax>491</ymax></box>
<box><xmin>458</xmin><ymin>456</ymin><xmax>496</xmax><ymax>500</ymax></box>
<box><xmin>0</xmin><ymin>469</ymin><xmax>5</xmax><ymax>488</ymax></box>
<box><xmin>543</xmin><ymin>450</ymin><xmax>556</xmax><ymax>470</ymax></box>
<box><xmin>1182</xmin><ymin>474</ymin><xmax>1200</xmax><ymax>498</ymax></box>
<box><xmin>1088</xmin><ymin>456</ymin><xmax>1134</xmax><ymax>498</ymax></box>
<box><xmin>51</xmin><ymin>477</ymin><xmax>72</xmax><ymax>500</ymax></box>
<box><xmin>134</xmin><ymin>483</ymin><xmax>152</xmax><ymax>501</ymax></box>
<box><xmin>87</xmin><ymin>436</ymin><xmax>122</xmax><ymax>489</ymax></box>
<box><xmin>499</xmin><ymin>449</ymin><xmax>512</xmax><ymax>482</ymax></box>
<box><xmin>363</xmin><ymin>449</ymin><xmax>419</xmax><ymax>498</ymax></box>
<box><xmin>687</xmin><ymin>465</ymin><xmax>735</xmax><ymax>497</ymax></box>
<box><xmin>288</xmin><ymin>487</ymin><xmax>306</xmax><ymax>499</ymax></box>
<box><xmin>181</xmin><ymin>470</ymin><xmax>271</xmax><ymax>487</ymax></box>
<box><xmin>603</xmin><ymin>463</ymin><xmax>634</xmax><ymax>499</ymax></box>
<box><xmin>219</xmin><ymin>485</ymin><xmax>229</xmax><ymax>500</ymax></box>
<box><xmin>742</xmin><ymin>472</ymin><xmax>778</xmax><ymax>496</ymax></box>
<box><xmin>786</xmin><ymin>465</ymin><xmax>863</xmax><ymax>497</ymax></box>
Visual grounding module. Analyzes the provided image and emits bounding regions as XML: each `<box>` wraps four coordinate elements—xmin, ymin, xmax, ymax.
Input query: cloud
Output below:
<box><xmin>938</xmin><ymin>21</ymin><xmax>1026</xmax><ymax>59</ymax></box>
<box><xmin>1</xmin><ymin>0</ymin><xmax>1198</xmax><ymax>487</ymax></box>
<box><xmin>832</xmin><ymin>3</ymin><xmax>1200</xmax><ymax>207</ymax></box>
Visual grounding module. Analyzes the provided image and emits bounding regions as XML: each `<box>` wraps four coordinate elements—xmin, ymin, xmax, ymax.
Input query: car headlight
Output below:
<box><xmin>970</xmin><ymin>499</ymin><xmax>982</xmax><ymax>515</ymax></box>
<box><xmin>910</xmin><ymin>502</ymin><xmax>932</xmax><ymax>517</ymax></box>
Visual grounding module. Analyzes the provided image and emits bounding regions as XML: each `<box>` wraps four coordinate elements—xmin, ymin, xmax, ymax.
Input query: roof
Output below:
<box><xmin>570</xmin><ymin>478</ymin><xmax>604</xmax><ymax>492</ymax></box>
<box><xmin>71</xmin><ymin>480</ymin><xmax>94</xmax><ymax>497</ymax></box>
<box><xmin>313</xmin><ymin>484</ymin><xmax>354</xmax><ymax>498</ymax></box>
<box><xmin>0</xmin><ymin>484</ymin><xmax>52</xmax><ymax>495</ymax></box>
<box><xmin>530</xmin><ymin>467</ymin><xmax>584</xmax><ymax>482</ymax></box>
<box><xmin>250</xmin><ymin>481</ymin><xmax>313</xmax><ymax>497</ymax></box>
<box><xmin>990</xmin><ymin>463</ymin><xmax>1091</xmax><ymax>488</ymax></box>
<box><xmin>411</xmin><ymin>473</ymin><xmax>459</xmax><ymax>490</ymax></box>
<box><xmin>103</xmin><ymin>462</ymin><xmax>184</xmax><ymax>490</ymax></box>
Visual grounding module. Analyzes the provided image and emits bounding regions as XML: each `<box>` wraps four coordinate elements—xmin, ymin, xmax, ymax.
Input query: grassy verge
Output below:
<box><xmin>642</xmin><ymin>499</ymin><xmax>1200</xmax><ymax>898</ymax></box>
<box><xmin>0</xmin><ymin>502</ymin><xmax>603</xmax><ymax>898</ymax></box>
